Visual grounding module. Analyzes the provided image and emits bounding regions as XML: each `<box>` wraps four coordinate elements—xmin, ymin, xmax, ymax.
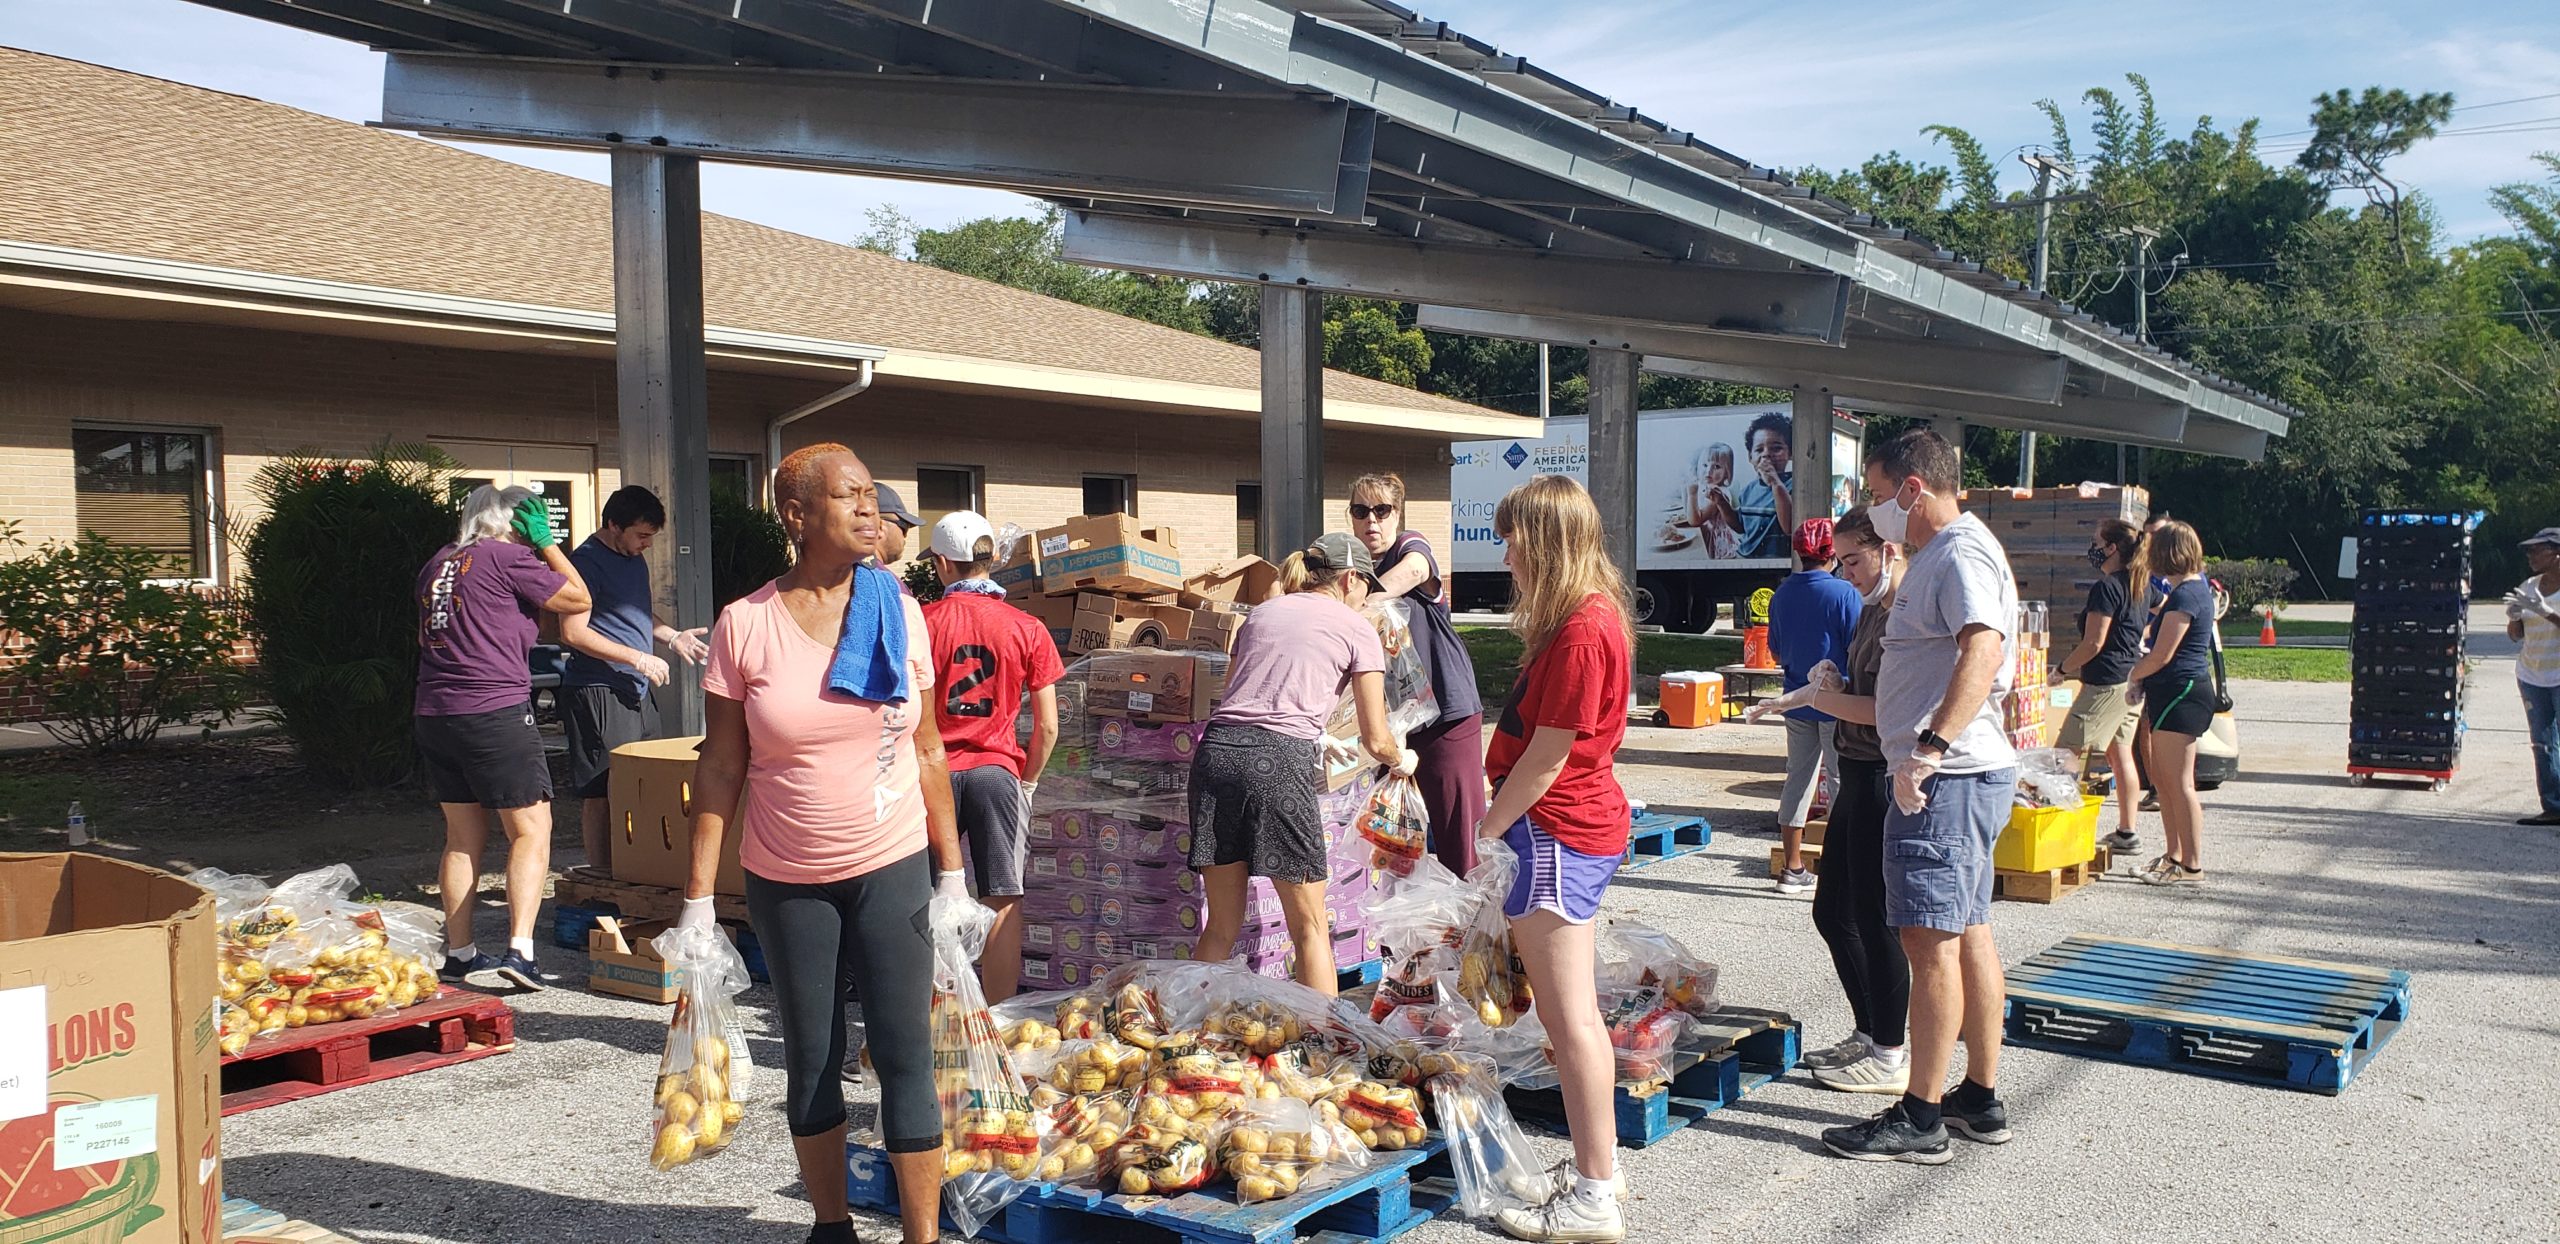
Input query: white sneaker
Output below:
<box><xmin>1497</xmin><ymin>1189</ymin><xmax>1627</xmax><ymax>1243</ymax></box>
<box><xmin>1503</xmin><ymin>1157</ymin><xmax>1629</xmax><ymax>1206</ymax></box>
<box><xmin>1802</xmin><ymin>1033</ymin><xmax>1871</xmax><ymax>1071</ymax></box>
<box><xmin>1812</xmin><ymin>1051</ymin><xmax>1910</xmax><ymax>1095</ymax></box>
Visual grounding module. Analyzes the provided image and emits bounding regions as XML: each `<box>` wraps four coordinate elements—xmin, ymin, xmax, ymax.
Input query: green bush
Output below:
<box><xmin>0</xmin><ymin>522</ymin><xmax>251</xmax><ymax>750</ymax></box>
<box><xmin>709</xmin><ymin>484</ymin><xmax>792</xmax><ymax>611</ymax></box>
<box><xmin>243</xmin><ymin>449</ymin><xmax>455</xmax><ymax>788</ymax></box>
<box><xmin>903</xmin><ymin>556</ymin><xmax>944</xmax><ymax>603</ymax></box>
<box><xmin>2208</xmin><ymin>557</ymin><xmax>2300</xmax><ymax>616</ymax></box>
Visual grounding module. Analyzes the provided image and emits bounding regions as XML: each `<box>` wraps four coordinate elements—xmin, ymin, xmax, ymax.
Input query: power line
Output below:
<box><xmin>2260</xmin><ymin>117</ymin><xmax>2560</xmax><ymax>154</ymax></box>
<box><xmin>2260</xmin><ymin>91</ymin><xmax>2560</xmax><ymax>139</ymax></box>
<box><xmin>2148</xmin><ymin>306</ymin><xmax>2559</xmax><ymax>338</ymax></box>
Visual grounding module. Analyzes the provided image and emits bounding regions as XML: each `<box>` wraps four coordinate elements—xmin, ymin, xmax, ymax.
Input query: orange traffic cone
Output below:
<box><xmin>2259</xmin><ymin>607</ymin><xmax>2278</xmax><ymax>647</ymax></box>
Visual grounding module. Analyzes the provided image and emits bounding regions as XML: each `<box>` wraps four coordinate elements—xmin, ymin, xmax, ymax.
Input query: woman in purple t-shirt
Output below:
<box><xmin>413</xmin><ymin>485</ymin><xmax>589</xmax><ymax>990</ymax></box>
<box><xmin>1188</xmin><ymin>531</ymin><xmax>1403</xmax><ymax>995</ymax></box>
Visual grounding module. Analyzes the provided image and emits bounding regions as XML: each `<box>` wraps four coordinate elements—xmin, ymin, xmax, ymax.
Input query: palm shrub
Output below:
<box><xmin>0</xmin><ymin>522</ymin><xmax>251</xmax><ymax>750</ymax></box>
<box><xmin>243</xmin><ymin>448</ymin><xmax>455</xmax><ymax>788</ymax></box>
<box><xmin>710</xmin><ymin>481</ymin><xmax>792</xmax><ymax>610</ymax></box>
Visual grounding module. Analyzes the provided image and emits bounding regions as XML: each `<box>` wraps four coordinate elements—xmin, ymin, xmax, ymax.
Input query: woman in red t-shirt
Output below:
<box><xmin>1475</xmin><ymin>474</ymin><xmax>1635</xmax><ymax>1242</ymax></box>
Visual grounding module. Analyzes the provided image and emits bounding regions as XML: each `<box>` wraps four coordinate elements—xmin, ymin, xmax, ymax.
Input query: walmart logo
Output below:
<box><xmin>1503</xmin><ymin>442</ymin><xmax>1529</xmax><ymax>470</ymax></box>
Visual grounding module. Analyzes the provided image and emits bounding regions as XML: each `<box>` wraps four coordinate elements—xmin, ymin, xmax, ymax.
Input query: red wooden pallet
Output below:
<box><xmin>220</xmin><ymin>987</ymin><xmax>516</xmax><ymax>1116</ymax></box>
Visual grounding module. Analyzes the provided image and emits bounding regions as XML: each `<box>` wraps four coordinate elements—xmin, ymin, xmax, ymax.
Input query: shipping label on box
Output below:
<box><xmin>1038</xmin><ymin>515</ymin><xmax>1185</xmax><ymax>597</ymax></box>
<box><xmin>0</xmin><ymin>854</ymin><xmax>224</xmax><ymax>1244</ymax></box>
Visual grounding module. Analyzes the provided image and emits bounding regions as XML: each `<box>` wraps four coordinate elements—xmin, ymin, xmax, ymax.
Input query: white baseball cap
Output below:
<box><xmin>929</xmin><ymin>510</ymin><xmax>998</xmax><ymax>561</ymax></box>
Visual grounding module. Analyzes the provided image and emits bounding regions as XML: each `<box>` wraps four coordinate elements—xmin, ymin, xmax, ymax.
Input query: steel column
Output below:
<box><xmin>1258</xmin><ymin>285</ymin><xmax>1325</xmax><ymax>562</ymax></box>
<box><xmin>1930</xmin><ymin>417</ymin><xmax>1966</xmax><ymax>475</ymax></box>
<box><xmin>1586</xmin><ymin>349</ymin><xmax>1642</xmax><ymax>601</ymax></box>
<box><xmin>1791</xmin><ymin>386</ymin><xmax>1834</xmax><ymax>547</ymax></box>
<box><xmin>610</xmin><ymin>148</ymin><xmax>712</xmax><ymax>735</ymax></box>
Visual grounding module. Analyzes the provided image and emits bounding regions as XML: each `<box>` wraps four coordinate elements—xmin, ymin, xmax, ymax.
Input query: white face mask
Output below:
<box><xmin>1862</xmin><ymin>558</ymin><xmax>1896</xmax><ymax>604</ymax></box>
<box><xmin>1869</xmin><ymin>479</ymin><xmax>1923</xmax><ymax>546</ymax></box>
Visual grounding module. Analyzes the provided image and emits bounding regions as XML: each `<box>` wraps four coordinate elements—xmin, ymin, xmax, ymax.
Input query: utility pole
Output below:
<box><xmin>2117</xmin><ymin>224</ymin><xmax>2158</xmax><ymax>487</ymax></box>
<box><xmin>2015</xmin><ymin>152</ymin><xmax>2074</xmax><ymax>489</ymax></box>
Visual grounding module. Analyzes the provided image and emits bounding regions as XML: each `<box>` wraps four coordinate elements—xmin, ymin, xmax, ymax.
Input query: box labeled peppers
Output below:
<box><xmin>0</xmin><ymin>853</ymin><xmax>225</xmax><ymax>1244</ymax></box>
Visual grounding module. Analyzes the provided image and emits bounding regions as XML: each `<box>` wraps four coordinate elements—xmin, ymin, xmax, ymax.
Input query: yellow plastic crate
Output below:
<box><xmin>1994</xmin><ymin>795</ymin><xmax>2102</xmax><ymax>873</ymax></box>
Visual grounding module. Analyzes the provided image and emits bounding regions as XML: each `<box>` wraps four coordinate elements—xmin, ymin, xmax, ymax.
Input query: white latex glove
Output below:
<box><xmin>676</xmin><ymin>895</ymin><xmax>716</xmax><ymax>931</ymax></box>
<box><xmin>664</xmin><ymin>626</ymin><xmax>711</xmax><ymax>665</ymax></box>
<box><xmin>1891</xmin><ymin>751</ymin><xmax>1942</xmax><ymax>815</ymax></box>
<box><xmin>935</xmin><ymin>869</ymin><xmax>971</xmax><ymax>903</ymax></box>
<box><xmin>1745</xmin><ymin>683</ymin><xmax>1819</xmax><ymax>724</ymax></box>
<box><xmin>1808</xmin><ymin>659</ymin><xmax>1845</xmax><ymax>694</ymax></box>
<box><xmin>632</xmin><ymin>652</ymin><xmax>672</xmax><ymax>687</ymax></box>
<box><xmin>1018</xmin><ymin>779</ymin><xmax>1038</xmax><ymax>807</ymax></box>
<box><xmin>1393</xmin><ymin>748</ymin><xmax>1421</xmax><ymax>777</ymax></box>
<box><xmin>2509</xmin><ymin>591</ymin><xmax>2532</xmax><ymax>621</ymax></box>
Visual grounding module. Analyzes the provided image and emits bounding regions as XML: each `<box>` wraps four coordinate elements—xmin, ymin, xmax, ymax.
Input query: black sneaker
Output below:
<box><xmin>840</xmin><ymin>1039</ymin><xmax>866</xmax><ymax>1083</ymax></box>
<box><xmin>1821</xmin><ymin>1103</ymin><xmax>1952</xmax><ymax>1164</ymax></box>
<box><xmin>440</xmin><ymin>951</ymin><xmax>501</xmax><ymax>984</ymax></box>
<box><xmin>2139</xmin><ymin>791</ymin><xmax>2160</xmax><ymax>812</ymax></box>
<box><xmin>467</xmin><ymin>950</ymin><xmax>553</xmax><ymax>991</ymax></box>
<box><xmin>2101</xmin><ymin>829</ymin><xmax>2140</xmax><ymax>853</ymax></box>
<box><xmin>1943</xmin><ymin>1094</ymin><xmax>2013</xmax><ymax>1144</ymax></box>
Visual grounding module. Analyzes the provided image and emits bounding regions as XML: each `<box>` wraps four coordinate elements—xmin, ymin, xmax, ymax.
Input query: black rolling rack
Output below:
<box><xmin>2349</xmin><ymin>510</ymin><xmax>2470</xmax><ymax>791</ymax></box>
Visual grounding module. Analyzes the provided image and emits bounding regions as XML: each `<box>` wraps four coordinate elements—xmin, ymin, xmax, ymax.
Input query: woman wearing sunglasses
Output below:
<box><xmin>1348</xmin><ymin>472</ymin><xmax>1488</xmax><ymax>876</ymax></box>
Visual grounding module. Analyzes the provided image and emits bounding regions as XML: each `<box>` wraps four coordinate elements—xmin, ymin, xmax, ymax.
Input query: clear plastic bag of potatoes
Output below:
<box><xmin>1105</xmin><ymin>1110</ymin><xmax>1227</xmax><ymax>1198</ymax></box>
<box><xmin>930</xmin><ymin>894</ymin><xmax>1048</xmax><ymax>1236</ymax></box>
<box><xmin>647</xmin><ymin>923</ymin><xmax>755</xmax><ymax>1171</ymax></box>
<box><xmin>1221</xmin><ymin>1096</ymin><xmax>1371</xmax><ymax>1204</ymax></box>
<box><xmin>1034</xmin><ymin>1088</ymin><xmax>1133</xmax><ymax>1186</ymax></box>
<box><xmin>1428</xmin><ymin>1053</ymin><xmax>1546</xmax><ymax>1217</ymax></box>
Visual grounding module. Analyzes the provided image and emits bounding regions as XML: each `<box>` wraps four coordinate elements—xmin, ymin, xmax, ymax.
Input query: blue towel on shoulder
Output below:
<box><xmin>826</xmin><ymin>563</ymin><xmax>911</xmax><ymax>703</ymax></box>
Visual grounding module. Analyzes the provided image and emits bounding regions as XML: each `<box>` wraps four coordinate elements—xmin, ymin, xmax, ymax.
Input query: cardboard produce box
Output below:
<box><xmin>1179</xmin><ymin>556</ymin><xmax>1280</xmax><ymax>609</ymax></box>
<box><xmin>609</xmin><ymin>736</ymin><xmax>745</xmax><ymax>895</ymax></box>
<box><xmin>1187</xmin><ymin>608</ymin><xmax>1246</xmax><ymax>654</ymax></box>
<box><xmin>1085</xmin><ymin>650</ymin><xmax>1224</xmax><ymax>722</ymax></box>
<box><xmin>1068</xmin><ymin>596</ymin><xmax>1193</xmax><ymax>655</ymax></box>
<box><xmin>1015</xmin><ymin>593</ymin><xmax>1080</xmax><ymax>653</ymax></box>
<box><xmin>585</xmin><ymin>916</ymin><xmax>681</xmax><ymax>1004</ymax></box>
<box><xmin>991</xmin><ymin>539</ymin><xmax>1045</xmax><ymax>600</ymax></box>
<box><xmin>0</xmin><ymin>853</ymin><xmax>223</xmax><ymax>1244</ymax></box>
<box><xmin>1037</xmin><ymin>515</ymin><xmax>1184</xmax><ymax>597</ymax></box>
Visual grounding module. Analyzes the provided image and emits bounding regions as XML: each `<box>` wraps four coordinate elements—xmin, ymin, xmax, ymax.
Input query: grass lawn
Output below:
<box><xmin>1459</xmin><ymin>626</ymin><xmax>1740</xmax><ymax>703</ymax></box>
<box><xmin>2222</xmin><ymin>647</ymin><xmax>2350</xmax><ymax>682</ymax></box>
<box><xmin>2219</xmin><ymin>617</ymin><xmax>2352</xmax><ymax>640</ymax></box>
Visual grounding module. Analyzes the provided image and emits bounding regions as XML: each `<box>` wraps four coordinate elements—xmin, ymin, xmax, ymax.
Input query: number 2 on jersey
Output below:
<box><xmin>945</xmin><ymin>644</ymin><xmax>997</xmax><ymax>717</ymax></box>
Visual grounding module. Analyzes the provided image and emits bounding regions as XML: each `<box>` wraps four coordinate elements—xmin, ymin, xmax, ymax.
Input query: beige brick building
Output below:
<box><xmin>0</xmin><ymin>49</ymin><xmax>1522</xmax><ymax>591</ymax></box>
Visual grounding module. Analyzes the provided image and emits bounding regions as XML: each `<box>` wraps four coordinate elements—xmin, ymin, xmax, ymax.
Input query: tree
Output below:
<box><xmin>890</xmin><ymin>205</ymin><xmax>1207</xmax><ymax>334</ymax></box>
<box><xmin>2297</xmin><ymin>87</ymin><xmax>2456</xmax><ymax>262</ymax></box>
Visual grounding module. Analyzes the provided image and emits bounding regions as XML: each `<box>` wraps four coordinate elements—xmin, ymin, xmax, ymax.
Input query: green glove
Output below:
<box><xmin>511</xmin><ymin>495</ymin><xmax>556</xmax><ymax>550</ymax></box>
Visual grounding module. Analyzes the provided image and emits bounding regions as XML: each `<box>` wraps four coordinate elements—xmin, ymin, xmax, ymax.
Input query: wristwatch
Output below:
<box><xmin>1915</xmin><ymin>729</ymin><xmax>1950</xmax><ymax>756</ymax></box>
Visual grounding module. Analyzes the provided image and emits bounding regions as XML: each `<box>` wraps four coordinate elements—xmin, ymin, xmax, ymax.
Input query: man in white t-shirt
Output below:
<box><xmin>1823</xmin><ymin>428</ymin><xmax>2019</xmax><ymax>1166</ymax></box>
<box><xmin>2506</xmin><ymin>528</ymin><xmax>2560</xmax><ymax>825</ymax></box>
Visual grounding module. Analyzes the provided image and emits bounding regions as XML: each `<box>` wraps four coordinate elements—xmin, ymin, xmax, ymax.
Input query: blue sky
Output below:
<box><xmin>4</xmin><ymin>0</ymin><xmax>2554</xmax><ymax>245</ymax></box>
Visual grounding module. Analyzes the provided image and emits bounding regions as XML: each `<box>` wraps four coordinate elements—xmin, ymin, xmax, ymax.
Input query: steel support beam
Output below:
<box><xmin>381</xmin><ymin>52</ymin><xmax>1374</xmax><ymax>216</ymax></box>
<box><xmin>1063</xmin><ymin>212</ymin><xmax>1849</xmax><ymax>340</ymax></box>
<box><xmin>1586</xmin><ymin>349</ymin><xmax>1642</xmax><ymax>601</ymax></box>
<box><xmin>1929</xmin><ymin>418</ymin><xmax>1966</xmax><ymax>475</ymax></box>
<box><xmin>610</xmin><ymin>149</ymin><xmax>712</xmax><ymax>735</ymax></box>
<box><xmin>1259</xmin><ymin>285</ymin><xmax>1326</xmax><ymax>562</ymax></box>
<box><xmin>1415</xmin><ymin>306</ymin><xmax>2068</xmax><ymax>404</ymax></box>
<box><xmin>1642</xmin><ymin>356</ymin><xmax>2206</xmax><ymax>454</ymax></box>
<box><xmin>1791</xmin><ymin>386</ymin><xmax>1834</xmax><ymax>543</ymax></box>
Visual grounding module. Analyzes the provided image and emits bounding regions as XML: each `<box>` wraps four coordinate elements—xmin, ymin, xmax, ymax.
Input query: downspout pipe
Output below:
<box><xmin>765</xmin><ymin>358</ymin><xmax>876</xmax><ymax>499</ymax></box>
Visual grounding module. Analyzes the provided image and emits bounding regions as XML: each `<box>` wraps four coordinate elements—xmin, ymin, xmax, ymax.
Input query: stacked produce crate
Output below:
<box><xmin>992</xmin><ymin>513</ymin><xmax>1275</xmax><ymax>658</ymax></box>
<box><xmin>2003</xmin><ymin>602</ymin><xmax>2051</xmax><ymax>754</ymax></box>
<box><xmin>1964</xmin><ymin>483</ymin><xmax>2151</xmax><ymax>611</ymax></box>
<box><xmin>2349</xmin><ymin>510</ymin><xmax>2471</xmax><ymax>786</ymax></box>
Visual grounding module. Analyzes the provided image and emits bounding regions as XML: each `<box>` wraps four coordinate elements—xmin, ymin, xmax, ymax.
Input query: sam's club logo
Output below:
<box><xmin>1503</xmin><ymin>442</ymin><xmax>1529</xmax><ymax>470</ymax></box>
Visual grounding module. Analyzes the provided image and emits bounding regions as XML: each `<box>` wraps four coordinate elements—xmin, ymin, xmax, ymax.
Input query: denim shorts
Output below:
<box><xmin>1881</xmin><ymin>767</ymin><xmax>2015</xmax><ymax>934</ymax></box>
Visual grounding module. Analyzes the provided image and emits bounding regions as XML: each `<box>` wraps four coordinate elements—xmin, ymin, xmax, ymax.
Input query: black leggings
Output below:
<box><xmin>745</xmin><ymin>850</ymin><xmax>939</xmax><ymax>1150</ymax></box>
<box><xmin>1811</xmin><ymin>759</ymin><xmax>1910</xmax><ymax>1047</ymax></box>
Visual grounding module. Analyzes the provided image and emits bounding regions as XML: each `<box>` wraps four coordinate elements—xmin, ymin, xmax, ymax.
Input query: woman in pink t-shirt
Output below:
<box><xmin>1188</xmin><ymin>532</ymin><xmax>1402</xmax><ymax>995</ymax></box>
<box><xmin>678</xmin><ymin>444</ymin><xmax>965</xmax><ymax>1244</ymax></box>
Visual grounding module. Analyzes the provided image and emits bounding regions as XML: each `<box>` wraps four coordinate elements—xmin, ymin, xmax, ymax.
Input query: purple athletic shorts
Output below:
<box><xmin>1501</xmin><ymin>818</ymin><xmax>1617</xmax><ymax>925</ymax></box>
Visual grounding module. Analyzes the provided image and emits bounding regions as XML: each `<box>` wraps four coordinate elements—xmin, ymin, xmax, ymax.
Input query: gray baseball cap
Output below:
<box><xmin>1302</xmin><ymin>531</ymin><xmax>1379</xmax><ymax>586</ymax></box>
<box><xmin>875</xmin><ymin>482</ymin><xmax>923</xmax><ymax>530</ymax></box>
<box><xmin>2521</xmin><ymin>527</ymin><xmax>2560</xmax><ymax>549</ymax></box>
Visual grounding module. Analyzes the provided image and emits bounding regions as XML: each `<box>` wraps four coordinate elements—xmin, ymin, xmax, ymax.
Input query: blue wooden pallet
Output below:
<box><xmin>849</xmin><ymin>1139</ymin><xmax>1448</xmax><ymax>1244</ymax></box>
<box><xmin>2005</xmin><ymin>934</ymin><xmax>2412</xmax><ymax>1095</ymax></box>
<box><xmin>1619</xmin><ymin>812</ymin><xmax>1713</xmax><ymax>871</ymax></box>
<box><xmin>551</xmin><ymin>903</ymin><xmax>615</xmax><ymax>951</ymax></box>
<box><xmin>1506</xmin><ymin>1006</ymin><xmax>1799</xmax><ymax>1148</ymax></box>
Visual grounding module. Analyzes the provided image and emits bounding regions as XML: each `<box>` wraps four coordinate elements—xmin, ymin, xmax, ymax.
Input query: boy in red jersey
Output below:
<box><xmin>920</xmin><ymin>510</ymin><xmax>1064</xmax><ymax>1000</ymax></box>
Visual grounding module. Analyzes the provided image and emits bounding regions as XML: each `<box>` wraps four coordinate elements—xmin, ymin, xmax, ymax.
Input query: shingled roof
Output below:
<box><xmin>0</xmin><ymin>46</ymin><xmax>1494</xmax><ymax>418</ymax></box>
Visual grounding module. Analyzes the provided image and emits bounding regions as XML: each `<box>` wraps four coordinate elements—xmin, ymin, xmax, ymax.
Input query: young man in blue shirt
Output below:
<box><xmin>1768</xmin><ymin>518</ymin><xmax>1864</xmax><ymax>893</ymax></box>
<box><xmin>558</xmin><ymin>485</ymin><xmax>709</xmax><ymax>872</ymax></box>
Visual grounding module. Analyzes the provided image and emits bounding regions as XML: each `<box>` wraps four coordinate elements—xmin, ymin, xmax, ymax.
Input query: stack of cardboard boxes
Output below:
<box><xmin>992</xmin><ymin>514</ymin><xmax>1278</xmax><ymax>658</ymax></box>
<box><xmin>1963</xmin><ymin>484</ymin><xmax>2151</xmax><ymax>616</ymax></box>
<box><xmin>2005</xmin><ymin>602</ymin><xmax>2051</xmax><ymax>754</ymax></box>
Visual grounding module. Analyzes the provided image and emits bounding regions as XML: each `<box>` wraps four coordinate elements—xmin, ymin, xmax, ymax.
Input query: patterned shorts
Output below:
<box><xmin>1186</xmin><ymin>723</ymin><xmax>1325</xmax><ymax>883</ymax></box>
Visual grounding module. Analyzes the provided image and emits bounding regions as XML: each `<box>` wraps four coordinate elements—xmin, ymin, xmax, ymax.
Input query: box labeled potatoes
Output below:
<box><xmin>0</xmin><ymin>854</ymin><xmax>224</xmax><ymax>1244</ymax></box>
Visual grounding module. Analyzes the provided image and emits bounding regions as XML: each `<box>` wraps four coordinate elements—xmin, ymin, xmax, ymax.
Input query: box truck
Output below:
<box><xmin>1450</xmin><ymin>404</ymin><xmax>1861</xmax><ymax>632</ymax></box>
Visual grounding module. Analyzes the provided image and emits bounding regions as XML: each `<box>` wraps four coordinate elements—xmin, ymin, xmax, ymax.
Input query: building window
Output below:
<box><xmin>1236</xmin><ymin>483</ymin><xmax>1261</xmax><ymax>557</ymax></box>
<box><xmin>709</xmin><ymin>454</ymin><xmax>759</xmax><ymax>507</ymax></box>
<box><xmin>1083</xmin><ymin>473</ymin><xmax>1135</xmax><ymax>517</ymax></box>
<box><xmin>916</xmin><ymin>465</ymin><xmax>982</xmax><ymax>527</ymax></box>
<box><xmin>73</xmin><ymin>426</ymin><xmax>212</xmax><ymax>579</ymax></box>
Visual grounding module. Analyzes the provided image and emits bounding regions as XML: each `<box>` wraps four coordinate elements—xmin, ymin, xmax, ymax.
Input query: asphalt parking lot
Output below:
<box><xmin>221</xmin><ymin>661</ymin><xmax>2560</xmax><ymax>1242</ymax></box>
